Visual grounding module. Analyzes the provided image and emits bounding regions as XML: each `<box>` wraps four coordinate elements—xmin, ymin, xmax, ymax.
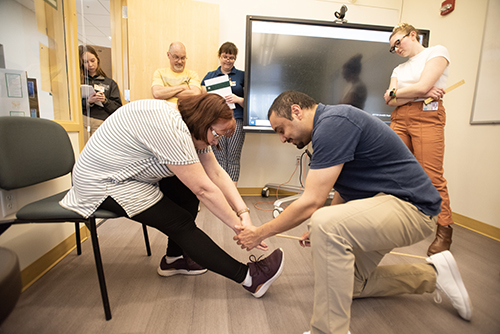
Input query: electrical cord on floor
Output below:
<box><xmin>298</xmin><ymin>147</ymin><xmax>311</xmax><ymax>188</ymax></box>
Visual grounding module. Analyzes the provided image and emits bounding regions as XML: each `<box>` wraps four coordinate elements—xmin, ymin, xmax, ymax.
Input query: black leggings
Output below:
<box><xmin>97</xmin><ymin>177</ymin><xmax>247</xmax><ymax>283</ymax></box>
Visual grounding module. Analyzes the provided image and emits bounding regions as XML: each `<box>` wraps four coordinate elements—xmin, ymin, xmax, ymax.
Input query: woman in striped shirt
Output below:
<box><xmin>61</xmin><ymin>94</ymin><xmax>284</xmax><ymax>298</ymax></box>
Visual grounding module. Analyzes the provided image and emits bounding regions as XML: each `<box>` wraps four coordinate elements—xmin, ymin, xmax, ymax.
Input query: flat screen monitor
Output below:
<box><xmin>243</xmin><ymin>16</ymin><xmax>429</xmax><ymax>132</ymax></box>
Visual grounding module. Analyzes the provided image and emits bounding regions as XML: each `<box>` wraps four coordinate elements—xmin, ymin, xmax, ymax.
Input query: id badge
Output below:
<box><xmin>423</xmin><ymin>101</ymin><xmax>439</xmax><ymax>111</ymax></box>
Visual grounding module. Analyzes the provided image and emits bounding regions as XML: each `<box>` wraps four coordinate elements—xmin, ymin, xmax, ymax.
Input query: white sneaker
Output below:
<box><xmin>427</xmin><ymin>250</ymin><xmax>472</xmax><ymax>321</ymax></box>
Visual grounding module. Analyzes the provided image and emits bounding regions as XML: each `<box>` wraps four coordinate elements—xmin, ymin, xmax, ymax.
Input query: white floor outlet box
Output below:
<box><xmin>0</xmin><ymin>190</ymin><xmax>18</xmax><ymax>218</ymax></box>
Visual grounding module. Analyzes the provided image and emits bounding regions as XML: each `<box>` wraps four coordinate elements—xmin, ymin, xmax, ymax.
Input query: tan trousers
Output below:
<box><xmin>308</xmin><ymin>193</ymin><xmax>437</xmax><ymax>334</ymax></box>
<box><xmin>390</xmin><ymin>101</ymin><xmax>453</xmax><ymax>226</ymax></box>
<box><xmin>82</xmin><ymin>115</ymin><xmax>104</xmax><ymax>144</ymax></box>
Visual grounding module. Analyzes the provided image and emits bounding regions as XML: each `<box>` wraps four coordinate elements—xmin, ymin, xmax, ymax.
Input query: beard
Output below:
<box><xmin>173</xmin><ymin>64</ymin><xmax>184</xmax><ymax>72</ymax></box>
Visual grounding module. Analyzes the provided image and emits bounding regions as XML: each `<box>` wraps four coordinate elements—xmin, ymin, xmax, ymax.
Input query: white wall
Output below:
<box><xmin>198</xmin><ymin>0</ymin><xmax>500</xmax><ymax>229</ymax></box>
<box><xmin>0</xmin><ymin>0</ymin><xmax>55</xmax><ymax>119</ymax></box>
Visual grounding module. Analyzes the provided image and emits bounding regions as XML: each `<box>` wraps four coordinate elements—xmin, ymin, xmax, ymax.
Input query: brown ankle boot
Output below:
<box><xmin>427</xmin><ymin>224</ymin><xmax>453</xmax><ymax>256</ymax></box>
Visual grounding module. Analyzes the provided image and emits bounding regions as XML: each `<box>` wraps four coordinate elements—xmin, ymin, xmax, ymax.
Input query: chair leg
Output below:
<box><xmin>142</xmin><ymin>224</ymin><xmax>152</xmax><ymax>256</ymax></box>
<box><xmin>74</xmin><ymin>223</ymin><xmax>82</xmax><ymax>255</ymax></box>
<box><xmin>88</xmin><ymin>217</ymin><xmax>112</xmax><ymax>320</ymax></box>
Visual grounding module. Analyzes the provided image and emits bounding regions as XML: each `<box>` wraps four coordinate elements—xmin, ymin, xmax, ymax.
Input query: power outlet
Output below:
<box><xmin>0</xmin><ymin>190</ymin><xmax>18</xmax><ymax>218</ymax></box>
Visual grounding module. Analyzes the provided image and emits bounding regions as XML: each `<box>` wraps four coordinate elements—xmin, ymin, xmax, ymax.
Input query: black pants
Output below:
<box><xmin>98</xmin><ymin>176</ymin><xmax>247</xmax><ymax>283</ymax></box>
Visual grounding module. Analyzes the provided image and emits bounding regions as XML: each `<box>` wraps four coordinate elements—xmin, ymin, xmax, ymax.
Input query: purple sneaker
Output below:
<box><xmin>243</xmin><ymin>248</ymin><xmax>284</xmax><ymax>298</ymax></box>
<box><xmin>157</xmin><ymin>254</ymin><xmax>207</xmax><ymax>277</ymax></box>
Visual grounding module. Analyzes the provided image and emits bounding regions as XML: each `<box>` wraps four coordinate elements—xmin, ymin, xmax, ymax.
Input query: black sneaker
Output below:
<box><xmin>243</xmin><ymin>248</ymin><xmax>284</xmax><ymax>298</ymax></box>
<box><xmin>157</xmin><ymin>254</ymin><xmax>208</xmax><ymax>277</ymax></box>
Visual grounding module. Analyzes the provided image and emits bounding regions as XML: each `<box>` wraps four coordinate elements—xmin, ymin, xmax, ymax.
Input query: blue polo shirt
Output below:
<box><xmin>202</xmin><ymin>66</ymin><xmax>245</xmax><ymax>119</ymax></box>
<box><xmin>310</xmin><ymin>103</ymin><xmax>442</xmax><ymax>216</ymax></box>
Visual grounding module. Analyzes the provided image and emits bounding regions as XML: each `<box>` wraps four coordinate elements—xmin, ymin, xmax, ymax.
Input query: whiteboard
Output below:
<box><xmin>470</xmin><ymin>0</ymin><xmax>500</xmax><ymax>124</ymax></box>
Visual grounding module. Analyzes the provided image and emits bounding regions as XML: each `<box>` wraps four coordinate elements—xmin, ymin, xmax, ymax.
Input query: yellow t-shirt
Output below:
<box><xmin>151</xmin><ymin>67</ymin><xmax>201</xmax><ymax>103</ymax></box>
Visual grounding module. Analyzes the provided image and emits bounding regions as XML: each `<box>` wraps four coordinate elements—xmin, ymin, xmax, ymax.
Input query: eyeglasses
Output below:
<box><xmin>221</xmin><ymin>55</ymin><xmax>236</xmax><ymax>61</ymax></box>
<box><xmin>171</xmin><ymin>55</ymin><xmax>187</xmax><ymax>62</ymax></box>
<box><xmin>389</xmin><ymin>33</ymin><xmax>410</xmax><ymax>53</ymax></box>
<box><xmin>211</xmin><ymin>128</ymin><xmax>223</xmax><ymax>140</ymax></box>
<box><xmin>211</xmin><ymin>126</ymin><xmax>234</xmax><ymax>141</ymax></box>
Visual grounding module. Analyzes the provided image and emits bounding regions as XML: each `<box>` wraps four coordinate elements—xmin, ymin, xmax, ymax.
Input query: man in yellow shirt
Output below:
<box><xmin>152</xmin><ymin>42</ymin><xmax>201</xmax><ymax>103</ymax></box>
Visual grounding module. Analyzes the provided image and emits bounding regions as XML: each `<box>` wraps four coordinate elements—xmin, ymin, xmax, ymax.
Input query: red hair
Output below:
<box><xmin>177</xmin><ymin>94</ymin><xmax>235</xmax><ymax>144</ymax></box>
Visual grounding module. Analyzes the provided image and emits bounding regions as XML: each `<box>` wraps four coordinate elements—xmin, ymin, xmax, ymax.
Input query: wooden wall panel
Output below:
<box><xmin>127</xmin><ymin>0</ymin><xmax>219</xmax><ymax>101</ymax></box>
<box><xmin>110</xmin><ymin>0</ymin><xmax>128</xmax><ymax>104</ymax></box>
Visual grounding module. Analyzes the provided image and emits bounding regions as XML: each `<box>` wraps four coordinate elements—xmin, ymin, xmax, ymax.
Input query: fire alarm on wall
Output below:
<box><xmin>441</xmin><ymin>0</ymin><xmax>455</xmax><ymax>15</ymax></box>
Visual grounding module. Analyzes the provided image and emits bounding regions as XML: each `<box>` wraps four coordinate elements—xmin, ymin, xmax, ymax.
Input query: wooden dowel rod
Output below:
<box><xmin>388</xmin><ymin>251</ymin><xmax>427</xmax><ymax>260</ymax></box>
<box><xmin>275</xmin><ymin>233</ymin><xmax>302</xmax><ymax>240</ymax></box>
<box><xmin>424</xmin><ymin>79</ymin><xmax>465</xmax><ymax>104</ymax></box>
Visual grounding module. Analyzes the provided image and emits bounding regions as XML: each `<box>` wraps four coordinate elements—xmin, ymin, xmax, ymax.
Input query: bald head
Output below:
<box><xmin>167</xmin><ymin>42</ymin><xmax>187</xmax><ymax>73</ymax></box>
<box><xmin>169</xmin><ymin>42</ymin><xmax>186</xmax><ymax>54</ymax></box>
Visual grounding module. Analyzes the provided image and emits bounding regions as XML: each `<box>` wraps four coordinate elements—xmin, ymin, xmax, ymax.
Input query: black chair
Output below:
<box><xmin>0</xmin><ymin>116</ymin><xmax>152</xmax><ymax>320</ymax></box>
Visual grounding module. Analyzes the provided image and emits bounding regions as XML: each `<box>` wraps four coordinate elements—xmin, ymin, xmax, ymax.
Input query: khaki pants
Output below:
<box><xmin>390</xmin><ymin>101</ymin><xmax>452</xmax><ymax>226</ymax></box>
<box><xmin>308</xmin><ymin>193</ymin><xmax>437</xmax><ymax>334</ymax></box>
<box><xmin>82</xmin><ymin>115</ymin><xmax>104</xmax><ymax>144</ymax></box>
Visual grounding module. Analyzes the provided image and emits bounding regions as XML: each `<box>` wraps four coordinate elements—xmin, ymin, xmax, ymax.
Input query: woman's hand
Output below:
<box><xmin>88</xmin><ymin>92</ymin><xmax>106</xmax><ymax>104</ymax></box>
<box><xmin>384</xmin><ymin>90</ymin><xmax>392</xmax><ymax>104</ymax></box>
<box><xmin>234</xmin><ymin>224</ymin><xmax>268</xmax><ymax>251</ymax></box>
<box><xmin>424</xmin><ymin>86</ymin><xmax>445</xmax><ymax>101</ymax></box>
<box><xmin>225</xmin><ymin>94</ymin><xmax>243</xmax><ymax>106</ymax></box>
<box><xmin>239</xmin><ymin>213</ymin><xmax>253</xmax><ymax>228</ymax></box>
<box><xmin>234</xmin><ymin>214</ymin><xmax>268</xmax><ymax>251</ymax></box>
